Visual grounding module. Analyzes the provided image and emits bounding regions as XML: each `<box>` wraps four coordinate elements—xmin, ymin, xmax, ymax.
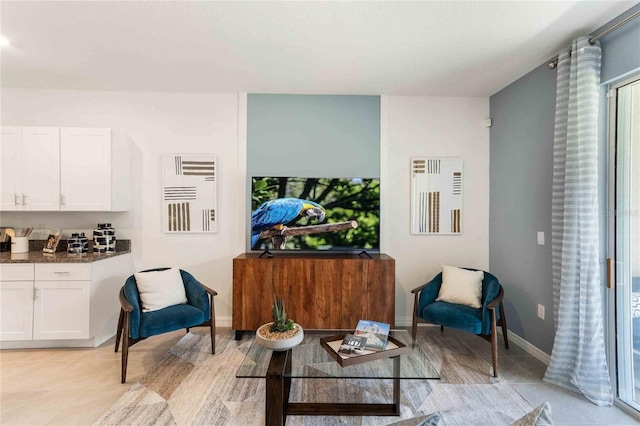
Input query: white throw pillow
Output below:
<box><xmin>435</xmin><ymin>265</ymin><xmax>484</xmax><ymax>308</ymax></box>
<box><xmin>135</xmin><ymin>267</ymin><xmax>188</xmax><ymax>313</ymax></box>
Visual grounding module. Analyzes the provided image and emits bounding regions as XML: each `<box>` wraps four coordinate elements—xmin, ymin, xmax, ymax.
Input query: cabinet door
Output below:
<box><xmin>341</xmin><ymin>259</ymin><xmax>395</xmax><ymax>328</ymax></box>
<box><xmin>60</xmin><ymin>128</ymin><xmax>111</xmax><ymax>211</ymax></box>
<box><xmin>232</xmin><ymin>258</ymin><xmax>274</xmax><ymax>330</ymax></box>
<box><xmin>33</xmin><ymin>281</ymin><xmax>91</xmax><ymax>340</ymax></box>
<box><xmin>22</xmin><ymin>127</ymin><xmax>60</xmax><ymax>210</ymax></box>
<box><xmin>362</xmin><ymin>259</ymin><xmax>395</xmax><ymax>326</ymax></box>
<box><xmin>272</xmin><ymin>258</ymin><xmax>342</xmax><ymax>329</ymax></box>
<box><xmin>341</xmin><ymin>259</ymin><xmax>366</xmax><ymax>328</ymax></box>
<box><xmin>0</xmin><ymin>127</ymin><xmax>23</xmax><ymax>210</ymax></box>
<box><xmin>0</xmin><ymin>281</ymin><xmax>34</xmax><ymax>341</ymax></box>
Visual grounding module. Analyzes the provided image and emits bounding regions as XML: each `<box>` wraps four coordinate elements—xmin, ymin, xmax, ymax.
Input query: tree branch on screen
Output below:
<box><xmin>259</xmin><ymin>221</ymin><xmax>358</xmax><ymax>249</ymax></box>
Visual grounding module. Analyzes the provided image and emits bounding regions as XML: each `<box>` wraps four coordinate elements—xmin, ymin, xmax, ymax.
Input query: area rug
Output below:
<box><xmin>94</xmin><ymin>330</ymin><xmax>534</xmax><ymax>425</ymax></box>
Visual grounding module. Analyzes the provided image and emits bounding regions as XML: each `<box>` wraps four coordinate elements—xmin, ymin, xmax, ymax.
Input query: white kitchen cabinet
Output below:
<box><xmin>0</xmin><ymin>126</ymin><xmax>130</xmax><ymax>212</ymax></box>
<box><xmin>33</xmin><ymin>264</ymin><xmax>91</xmax><ymax>340</ymax></box>
<box><xmin>60</xmin><ymin>128</ymin><xmax>130</xmax><ymax>211</ymax></box>
<box><xmin>0</xmin><ymin>127</ymin><xmax>23</xmax><ymax>211</ymax></box>
<box><xmin>33</xmin><ymin>282</ymin><xmax>91</xmax><ymax>340</ymax></box>
<box><xmin>0</xmin><ymin>254</ymin><xmax>132</xmax><ymax>348</ymax></box>
<box><xmin>0</xmin><ymin>126</ymin><xmax>61</xmax><ymax>211</ymax></box>
<box><xmin>0</xmin><ymin>263</ymin><xmax>34</xmax><ymax>340</ymax></box>
<box><xmin>0</xmin><ymin>264</ymin><xmax>35</xmax><ymax>341</ymax></box>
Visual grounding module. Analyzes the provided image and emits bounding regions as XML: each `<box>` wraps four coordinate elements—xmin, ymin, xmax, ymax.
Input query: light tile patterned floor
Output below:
<box><xmin>0</xmin><ymin>327</ymin><xmax>638</xmax><ymax>425</ymax></box>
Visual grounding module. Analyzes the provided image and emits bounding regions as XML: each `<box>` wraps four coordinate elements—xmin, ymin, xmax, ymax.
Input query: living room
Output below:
<box><xmin>1</xmin><ymin>1</ymin><xmax>640</xmax><ymax>425</ymax></box>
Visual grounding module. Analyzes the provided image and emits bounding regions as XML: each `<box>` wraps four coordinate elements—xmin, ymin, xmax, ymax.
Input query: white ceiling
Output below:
<box><xmin>1</xmin><ymin>1</ymin><xmax>637</xmax><ymax>97</ymax></box>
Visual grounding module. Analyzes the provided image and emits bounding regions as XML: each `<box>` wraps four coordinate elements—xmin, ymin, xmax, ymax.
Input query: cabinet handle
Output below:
<box><xmin>22</xmin><ymin>194</ymin><xmax>28</xmax><ymax>205</ymax></box>
<box><xmin>33</xmin><ymin>287</ymin><xmax>38</xmax><ymax>301</ymax></box>
<box><xmin>60</xmin><ymin>194</ymin><xmax>65</xmax><ymax>207</ymax></box>
<box><xmin>14</xmin><ymin>193</ymin><xmax>20</xmax><ymax>206</ymax></box>
<box><xmin>53</xmin><ymin>271</ymin><xmax>70</xmax><ymax>274</ymax></box>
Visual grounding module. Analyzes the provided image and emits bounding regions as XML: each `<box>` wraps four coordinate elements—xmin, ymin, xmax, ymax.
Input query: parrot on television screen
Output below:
<box><xmin>251</xmin><ymin>198</ymin><xmax>326</xmax><ymax>248</ymax></box>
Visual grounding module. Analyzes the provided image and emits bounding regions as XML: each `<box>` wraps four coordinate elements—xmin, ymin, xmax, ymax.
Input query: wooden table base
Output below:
<box><xmin>265</xmin><ymin>349</ymin><xmax>401</xmax><ymax>426</ymax></box>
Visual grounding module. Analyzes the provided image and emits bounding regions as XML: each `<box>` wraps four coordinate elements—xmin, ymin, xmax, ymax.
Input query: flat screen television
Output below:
<box><xmin>251</xmin><ymin>177</ymin><xmax>380</xmax><ymax>252</ymax></box>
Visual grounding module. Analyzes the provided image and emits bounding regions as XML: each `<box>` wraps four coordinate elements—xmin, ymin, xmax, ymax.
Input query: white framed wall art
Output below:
<box><xmin>162</xmin><ymin>154</ymin><xmax>217</xmax><ymax>233</ymax></box>
<box><xmin>410</xmin><ymin>157</ymin><xmax>463</xmax><ymax>235</ymax></box>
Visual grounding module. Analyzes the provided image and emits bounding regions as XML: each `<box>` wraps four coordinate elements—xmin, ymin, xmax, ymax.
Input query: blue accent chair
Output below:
<box><xmin>115</xmin><ymin>268</ymin><xmax>217</xmax><ymax>383</ymax></box>
<box><xmin>411</xmin><ymin>269</ymin><xmax>508</xmax><ymax>377</ymax></box>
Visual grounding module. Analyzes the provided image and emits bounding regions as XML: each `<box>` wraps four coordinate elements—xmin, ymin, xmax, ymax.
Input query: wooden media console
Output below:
<box><xmin>232</xmin><ymin>253</ymin><xmax>395</xmax><ymax>338</ymax></box>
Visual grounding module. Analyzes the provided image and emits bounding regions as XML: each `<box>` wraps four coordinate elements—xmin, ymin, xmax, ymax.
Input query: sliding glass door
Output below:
<box><xmin>609</xmin><ymin>74</ymin><xmax>640</xmax><ymax>411</ymax></box>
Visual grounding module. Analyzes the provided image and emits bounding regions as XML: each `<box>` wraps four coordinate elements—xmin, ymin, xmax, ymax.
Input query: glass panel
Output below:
<box><xmin>236</xmin><ymin>330</ymin><xmax>439</xmax><ymax>380</ymax></box>
<box><xmin>615</xmin><ymin>78</ymin><xmax>640</xmax><ymax>409</ymax></box>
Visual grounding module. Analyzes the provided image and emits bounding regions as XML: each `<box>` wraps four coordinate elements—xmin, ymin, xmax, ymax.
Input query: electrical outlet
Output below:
<box><xmin>537</xmin><ymin>231</ymin><xmax>545</xmax><ymax>245</ymax></box>
<box><xmin>537</xmin><ymin>304</ymin><xmax>545</xmax><ymax>320</ymax></box>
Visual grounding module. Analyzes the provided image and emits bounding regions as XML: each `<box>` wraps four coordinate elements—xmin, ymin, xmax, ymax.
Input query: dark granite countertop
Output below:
<box><xmin>0</xmin><ymin>240</ymin><xmax>131</xmax><ymax>263</ymax></box>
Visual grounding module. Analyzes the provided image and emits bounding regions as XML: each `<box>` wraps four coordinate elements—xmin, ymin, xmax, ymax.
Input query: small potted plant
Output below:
<box><xmin>255</xmin><ymin>295</ymin><xmax>304</xmax><ymax>351</ymax></box>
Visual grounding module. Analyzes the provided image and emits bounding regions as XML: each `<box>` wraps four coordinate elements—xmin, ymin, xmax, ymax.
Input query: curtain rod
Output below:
<box><xmin>548</xmin><ymin>8</ymin><xmax>640</xmax><ymax>69</ymax></box>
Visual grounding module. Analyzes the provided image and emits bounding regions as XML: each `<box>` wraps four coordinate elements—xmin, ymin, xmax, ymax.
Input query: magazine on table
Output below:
<box><xmin>354</xmin><ymin>319</ymin><xmax>391</xmax><ymax>351</ymax></box>
<box><xmin>337</xmin><ymin>333</ymin><xmax>368</xmax><ymax>357</ymax></box>
<box><xmin>321</xmin><ymin>330</ymin><xmax>406</xmax><ymax>366</ymax></box>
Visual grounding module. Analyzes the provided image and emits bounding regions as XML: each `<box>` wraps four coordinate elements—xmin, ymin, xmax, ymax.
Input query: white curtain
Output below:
<box><xmin>544</xmin><ymin>36</ymin><xmax>613</xmax><ymax>406</ymax></box>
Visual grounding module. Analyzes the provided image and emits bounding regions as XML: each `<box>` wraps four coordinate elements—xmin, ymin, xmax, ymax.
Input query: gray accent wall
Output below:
<box><xmin>490</xmin><ymin>3</ymin><xmax>640</xmax><ymax>354</ymax></box>
<box><xmin>600</xmin><ymin>4</ymin><xmax>640</xmax><ymax>84</ymax></box>
<box><xmin>246</xmin><ymin>94</ymin><xmax>381</xmax><ymax>251</ymax></box>
<box><xmin>489</xmin><ymin>64</ymin><xmax>557</xmax><ymax>354</ymax></box>
<box><xmin>247</xmin><ymin>94</ymin><xmax>380</xmax><ymax>177</ymax></box>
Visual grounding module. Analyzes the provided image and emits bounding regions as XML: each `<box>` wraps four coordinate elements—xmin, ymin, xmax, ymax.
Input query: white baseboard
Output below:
<box><xmin>395</xmin><ymin>316</ymin><xmax>551</xmax><ymax>365</ymax></box>
<box><xmin>216</xmin><ymin>316</ymin><xmax>232</xmax><ymax>328</ymax></box>
<box><xmin>0</xmin><ymin>339</ymin><xmax>95</xmax><ymax>350</ymax></box>
<box><xmin>395</xmin><ymin>316</ymin><xmax>415</xmax><ymax>327</ymax></box>
<box><xmin>497</xmin><ymin>329</ymin><xmax>551</xmax><ymax>365</ymax></box>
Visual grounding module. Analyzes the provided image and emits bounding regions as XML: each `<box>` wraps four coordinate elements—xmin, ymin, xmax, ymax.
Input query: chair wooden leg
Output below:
<box><xmin>121</xmin><ymin>313</ymin><xmax>130</xmax><ymax>384</ymax></box>
<box><xmin>411</xmin><ymin>292</ymin><xmax>419</xmax><ymax>341</ymax></box>
<box><xmin>499</xmin><ymin>302</ymin><xmax>509</xmax><ymax>349</ymax></box>
<box><xmin>186</xmin><ymin>328</ymin><xmax>190</xmax><ymax>334</ymax></box>
<box><xmin>490</xmin><ymin>309</ymin><xmax>498</xmax><ymax>377</ymax></box>
<box><xmin>440</xmin><ymin>325</ymin><xmax>444</xmax><ymax>332</ymax></box>
<box><xmin>115</xmin><ymin>308</ymin><xmax>124</xmax><ymax>353</ymax></box>
<box><xmin>210</xmin><ymin>294</ymin><xmax>216</xmax><ymax>354</ymax></box>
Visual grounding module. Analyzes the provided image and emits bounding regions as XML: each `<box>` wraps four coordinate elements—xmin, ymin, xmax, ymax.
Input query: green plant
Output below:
<box><xmin>270</xmin><ymin>295</ymin><xmax>295</xmax><ymax>332</ymax></box>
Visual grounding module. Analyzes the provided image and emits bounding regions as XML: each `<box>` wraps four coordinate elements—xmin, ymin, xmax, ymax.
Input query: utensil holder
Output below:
<box><xmin>11</xmin><ymin>237</ymin><xmax>29</xmax><ymax>254</ymax></box>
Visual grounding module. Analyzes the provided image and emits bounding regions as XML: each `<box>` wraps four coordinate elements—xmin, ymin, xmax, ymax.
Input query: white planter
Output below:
<box><xmin>255</xmin><ymin>322</ymin><xmax>304</xmax><ymax>351</ymax></box>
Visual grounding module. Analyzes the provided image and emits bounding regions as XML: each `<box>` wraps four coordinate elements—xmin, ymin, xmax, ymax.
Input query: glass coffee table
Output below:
<box><xmin>236</xmin><ymin>330</ymin><xmax>439</xmax><ymax>425</ymax></box>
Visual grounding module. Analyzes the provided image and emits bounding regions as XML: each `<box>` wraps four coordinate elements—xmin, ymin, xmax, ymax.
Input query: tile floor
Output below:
<box><xmin>0</xmin><ymin>327</ymin><xmax>638</xmax><ymax>425</ymax></box>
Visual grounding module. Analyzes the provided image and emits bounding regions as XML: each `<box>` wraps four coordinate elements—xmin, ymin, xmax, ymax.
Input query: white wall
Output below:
<box><xmin>0</xmin><ymin>88</ymin><xmax>246</xmax><ymax>325</ymax></box>
<box><xmin>381</xmin><ymin>96</ymin><xmax>490</xmax><ymax>325</ymax></box>
<box><xmin>1</xmin><ymin>89</ymin><xmax>490</xmax><ymax>327</ymax></box>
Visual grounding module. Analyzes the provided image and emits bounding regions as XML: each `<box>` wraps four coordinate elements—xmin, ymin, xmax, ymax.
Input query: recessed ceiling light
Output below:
<box><xmin>0</xmin><ymin>35</ymin><xmax>11</xmax><ymax>47</ymax></box>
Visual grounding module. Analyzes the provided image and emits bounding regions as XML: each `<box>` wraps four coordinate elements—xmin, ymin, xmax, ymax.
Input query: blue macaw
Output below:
<box><xmin>251</xmin><ymin>198</ymin><xmax>326</xmax><ymax>248</ymax></box>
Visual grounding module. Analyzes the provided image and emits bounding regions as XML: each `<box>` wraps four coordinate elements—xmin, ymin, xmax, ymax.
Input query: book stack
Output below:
<box><xmin>321</xmin><ymin>319</ymin><xmax>407</xmax><ymax>367</ymax></box>
<box><xmin>353</xmin><ymin>319</ymin><xmax>391</xmax><ymax>351</ymax></box>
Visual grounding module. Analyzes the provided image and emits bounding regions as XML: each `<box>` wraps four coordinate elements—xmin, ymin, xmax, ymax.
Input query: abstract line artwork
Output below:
<box><xmin>163</xmin><ymin>155</ymin><xmax>217</xmax><ymax>233</ymax></box>
<box><xmin>411</xmin><ymin>157</ymin><xmax>463</xmax><ymax>235</ymax></box>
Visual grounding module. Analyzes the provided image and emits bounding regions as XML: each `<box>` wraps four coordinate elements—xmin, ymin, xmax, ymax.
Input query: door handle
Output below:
<box><xmin>607</xmin><ymin>258</ymin><xmax>614</xmax><ymax>289</ymax></box>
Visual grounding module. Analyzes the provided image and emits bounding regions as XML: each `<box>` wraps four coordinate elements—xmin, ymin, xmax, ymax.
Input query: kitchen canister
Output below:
<box><xmin>10</xmin><ymin>237</ymin><xmax>29</xmax><ymax>254</ymax></box>
<box><xmin>93</xmin><ymin>223</ymin><xmax>116</xmax><ymax>254</ymax></box>
<box><xmin>67</xmin><ymin>232</ymin><xmax>89</xmax><ymax>254</ymax></box>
